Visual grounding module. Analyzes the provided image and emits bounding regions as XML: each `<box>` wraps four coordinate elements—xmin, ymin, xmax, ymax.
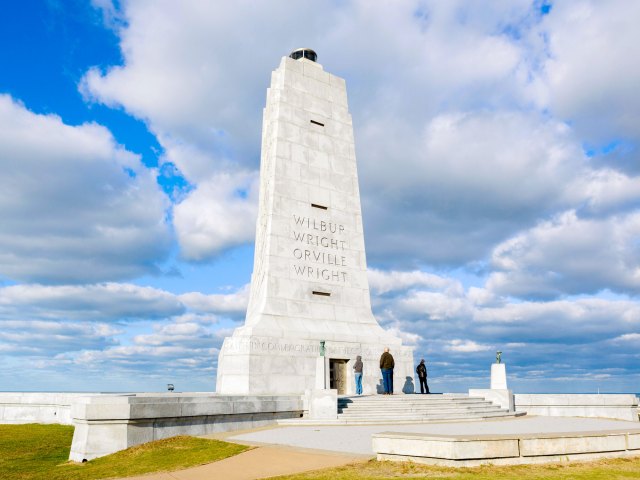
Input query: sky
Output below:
<box><xmin>1</xmin><ymin>0</ymin><xmax>639</xmax><ymax>394</ymax></box>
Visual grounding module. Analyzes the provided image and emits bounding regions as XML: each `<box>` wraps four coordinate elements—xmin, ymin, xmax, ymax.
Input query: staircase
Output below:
<box><xmin>279</xmin><ymin>394</ymin><xmax>523</xmax><ymax>425</ymax></box>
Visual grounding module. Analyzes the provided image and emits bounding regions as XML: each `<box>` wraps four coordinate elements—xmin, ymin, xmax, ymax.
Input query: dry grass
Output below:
<box><xmin>274</xmin><ymin>456</ymin><xmax>640</xmax><ymax>479</ymax></box>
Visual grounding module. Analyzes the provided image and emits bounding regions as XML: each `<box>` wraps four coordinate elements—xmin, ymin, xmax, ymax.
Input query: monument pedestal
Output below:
<box><xmin>491</xmin><ymin>363</ymin><xmax>507</xmax><ymax>389</ymax></box>
<box><xmin>217</xmin><ymin>335</ymin><xmax>414</xmax><ymax>395</ymax></box>
<box><xmin>469</xmin><ymin>363</ymin><xmax>513</xmax><ymax>412</ymax></box>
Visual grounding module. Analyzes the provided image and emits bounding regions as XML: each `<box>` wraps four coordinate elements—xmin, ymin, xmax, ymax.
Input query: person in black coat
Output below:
<box><xmin>416</xmin><ymin>359</ymin><xmax>429</xmax><ymax>394</ymax></box>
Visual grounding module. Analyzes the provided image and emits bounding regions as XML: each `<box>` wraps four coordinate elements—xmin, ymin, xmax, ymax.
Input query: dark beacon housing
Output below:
<box><xmin>289</xmin><ymin>48</ymin><xmax>317</xmax><ymax>62</ymax></box>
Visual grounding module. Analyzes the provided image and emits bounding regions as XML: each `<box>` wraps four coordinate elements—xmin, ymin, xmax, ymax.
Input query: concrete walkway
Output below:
<box><xmin>118</xmin><ymin>443</ymin><xmax>364</xmax><ymax>480</ymax></box>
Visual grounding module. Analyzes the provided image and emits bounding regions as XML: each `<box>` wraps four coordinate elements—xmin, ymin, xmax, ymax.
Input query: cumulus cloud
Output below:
<box><xmin>0</xmin><ymin>282</ymin><xmax>249</xmax><ymax>324</ymax></box>
<box><xmin>445</xmin><ymin>339</ymin><xmax>493</xmax><ymax>353</ymax></box>
<box><xmin>0</xmin><ymin>320</ymin><xmax>120</xmax><ymax>356</ymax></box>
<box><xmin>368</xmin><ymin>268</ymin><xmax>461</xmax><ymax>295</ymax></box>
<box><xmin>172</xmin><ymin>172</ymin><xmax>259</xmax><ymax>260</ymax></box>
<box><xmin>369</xmin><ymin>267</ymin><xmax>640</xmax><ymax>391</ymax></box>
<box><xmin>0</xmin><ymin>283</ymin><xmax>184</xmax><ymax>321</ymax></box>
<box><xmin>539</xmin><ymin>1</ymin><xmax>640</xmax><ymax>147</ymax></box>
<box><xmin>179</xmin><ymin>284</ymin><xmax>249</xmax><ymax>316</ymax></box>
<box><xmin>362</xmin><ymin>110</ymin><xmax>587</xmax><ymax>266</ymax></box>
<box><xmin>0</xmin><ymin>95</ymin><xmax>172</xmax><ymax>284</ymax></box>
<box><xmin>79</xmin><ymin>0</ymin><xmax>549</xmax><ymax>264</ymax></box>
<box><xmin>487</xmin><ymin>210</ymin><xmax>640</xmax><ymax>298</ymax></box>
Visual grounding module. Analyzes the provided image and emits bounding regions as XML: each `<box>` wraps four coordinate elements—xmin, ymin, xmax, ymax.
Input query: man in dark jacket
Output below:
<box><xmin>416</xmin><ymin>359</ymin><xmax>429</xmax><ymax>394</ymax></box>
<box><xmin>379</xmin><ymin>347</ymin><xmax>395</xmax><ymax>394</ymax></box>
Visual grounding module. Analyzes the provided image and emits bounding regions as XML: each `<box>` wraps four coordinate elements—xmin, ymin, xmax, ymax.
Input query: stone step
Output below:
<box><xmin>338</xmin><ymin>407</ymin><xmax>508</xmax><ymax>415</ymax></box>
<box><xmin>337</xmin><ymin>397</ymin><xmax>488</xmax><ymax>404</ymax></box>
<box><xmin>337</xmin><ymin>407</ymin><xmax>506</xmax><ymax>416</ymax></box>
<box><xmin>338</xmin><ymin>404</ymin><xmax>499</xmax><ymax>413</ymax></box>
<box><xmin>287</xmin><ymin>393</ymin><xmax>521</xmax><ymax>426</ymax></box>
<box><xmin>278</xmin><ymin>411</ymin><xmax>524</xmax><ymax>426</ymax></box>
<box><xmin>337</xmin><ymin>400</ymin><xmax>494</xmax><ymax>408</ymax></box>
<box><xmin>337</xmin><ymin>412</ymin><xmax>511</xmax><ymax>421</ymax></box>
<box><xmin>337</xmin><ymin>402</ymin><xmax>496</xmax><ymax>410</ymax></box>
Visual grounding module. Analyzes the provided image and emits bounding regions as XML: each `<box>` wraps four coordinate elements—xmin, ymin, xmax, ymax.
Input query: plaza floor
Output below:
<box><xmin>228</xmin><ymin>416</ymin><xmax>640</xmax><ymax>455</ymax></box>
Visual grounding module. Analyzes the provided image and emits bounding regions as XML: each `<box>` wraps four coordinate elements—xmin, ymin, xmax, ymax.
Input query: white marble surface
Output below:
<box><xmin>68</xmin><ymin>393</ymin><xmax>303</xmax><ymax>462</ymax></box>
<box><xmin>217</xmin><ymin>55</ymin><xmax>413</xmax><ymax>395</ymax></box>
<box><xmin>490</xmin><ymin>363</ymin><xmax>507</xmax><ymax>389</ymax></box>
<box><xmin>514</xmin><ymin>393</ymin><xmax>639</xmax><ymax>421</ymax></box>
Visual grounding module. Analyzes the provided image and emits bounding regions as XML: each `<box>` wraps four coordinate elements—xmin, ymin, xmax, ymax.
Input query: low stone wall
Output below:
<box><xmin>514</xmin><ymin>394</ymin><xmax>639</xmax><ymax>422</ymax></box>
<box><xmin>0</xmin><ymin>392</ymin><xmax>100</xmax><ymax>425</ymax></box>
<box><xmin>0</xmin><ymin>392</ymin><xmax>304</xmax><ymax>462</ymax></box>
<box><xmin>69</xmin><ymin>393</ymin><xmax>303</xmax><ymax>461</ymax></box>
<box><xmin>373</xmin><ymin>429</ymin><xmax>640</xmax><ymax>467</ymax></box>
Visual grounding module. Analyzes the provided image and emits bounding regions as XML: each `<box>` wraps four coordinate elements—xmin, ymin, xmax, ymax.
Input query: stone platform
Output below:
<box><xmin>232</xmin><ymin>416</ymin><xmax>640</xmax><ymax>466</ymax></box>
<box><xmin>374</xmin><ymin>423</ymin><xmax>640</xmax><ymax>466</ymax></box>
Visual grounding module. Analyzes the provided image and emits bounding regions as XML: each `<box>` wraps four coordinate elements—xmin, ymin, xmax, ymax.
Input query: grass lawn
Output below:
<box><xmin>0</xmin><ymin>423</ymin><xmax>250</xmax><ymax>480</ymax></box>
<box><xmin>276</xmin><ymin>456</ymin><xmax>640</xmax><ymax>480</ymax></box>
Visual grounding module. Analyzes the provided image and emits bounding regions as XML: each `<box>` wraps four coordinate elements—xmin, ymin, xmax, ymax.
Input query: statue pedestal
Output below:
<box><xmin>491</xmin><ymin>363</ymin><xmax>507</xmax><ymax>389</ymax></box>
<box><xmin>469</xmin><ymin>363</ymin><xmax>513</xmax><ymax>412</ymax></box>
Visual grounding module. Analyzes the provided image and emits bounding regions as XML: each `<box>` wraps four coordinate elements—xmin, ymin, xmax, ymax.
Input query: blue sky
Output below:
<box><xmin>1</xmin><ymin>0</ymin><xmax>639</xmax><ymax>393</ymax></box>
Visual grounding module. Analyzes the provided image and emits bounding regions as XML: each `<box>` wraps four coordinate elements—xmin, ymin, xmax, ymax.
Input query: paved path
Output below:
<box><xmin>230</xmin><ymin>416</ymin><xmax>640</xmax><ymax>455</ymax></box>
<box><xmin>118</xmin><ymin>444</ymin><xmax>363</xmax><ymax>480</ymax></box>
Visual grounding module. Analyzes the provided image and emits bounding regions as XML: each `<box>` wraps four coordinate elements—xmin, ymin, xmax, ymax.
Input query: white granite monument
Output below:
<box><xmin>216</xmin><ymin>49</ymin><xmax>414</xmax><ymax>395</ymax></box>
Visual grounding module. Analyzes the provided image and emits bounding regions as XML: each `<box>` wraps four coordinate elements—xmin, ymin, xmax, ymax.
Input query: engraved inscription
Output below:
<box><xmin>292</xmin><ymin>214</ymin><xmax>348</xmax><ymax>282</ymax></box>
<box><xmin>222</xmin><ymin>338</ymin><xmax>414</xmax><ymax>359</ymax></box>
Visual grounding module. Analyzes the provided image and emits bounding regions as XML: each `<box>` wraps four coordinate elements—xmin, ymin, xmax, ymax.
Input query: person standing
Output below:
<box><xmin>379</xmin><ymin>347</ymin><xmax>395</xmax><ymax>394</ymax></box>
<box><xmin>416</xmin><ymin>359</ymin><xmax>429</xmax><ymax>394</ymax></box>
<box><xmin>353</xmin><ymin>355</ymin><xmax>363</xmax><ymax>395</ymax></box>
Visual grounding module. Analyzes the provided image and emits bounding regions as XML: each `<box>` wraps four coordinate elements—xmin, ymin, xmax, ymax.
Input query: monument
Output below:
<box><xmin>216</xmin><ymin>49</ymin><xmax>414</xmax><ymax>395</ymax></box>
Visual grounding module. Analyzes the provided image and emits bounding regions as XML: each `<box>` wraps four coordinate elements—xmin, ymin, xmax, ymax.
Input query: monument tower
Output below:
<box><xmin>216</xmin><ymin>49</ymin><xmax>414</xmax><ymax>395</ymax></box>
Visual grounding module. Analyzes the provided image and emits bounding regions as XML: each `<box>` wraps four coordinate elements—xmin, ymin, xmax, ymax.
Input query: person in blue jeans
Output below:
<box><xmin>379</xmin><ymin>347</ymin><xmax>395</xmax><ymax>394</ymax></box>
<box><xmin>353</xmin><ymin>355</ymin><xmax>363</xmax><ymax>395</ymax></box>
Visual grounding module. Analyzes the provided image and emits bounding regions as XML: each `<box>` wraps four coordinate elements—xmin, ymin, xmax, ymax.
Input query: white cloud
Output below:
<box><xmin>362</xmin><ymin>110</ymin><xmax>587</xmax><ymax>265</ymax></box>
<box><xmin>0</xmin><ymin>282</ymin><xmax>251</xmax><ymax>325</ymax></box>
<box><xmin>444</xmin><ymin>339</ymin><xmax>493</xmax><ymax>353</ymax></box>
<box><xmin>487</xmin><ymin>210</ymin><xmax>640</xmax><ymax>298</ymax></box>
<box><xmin>0</xmin><ymin>95</ymin><xmax>171</xmax><ymax>284</ymax></box>
<box><xmin>173</xmin><ymin>172</ymin><xmax>258</xmax><ymax>260</ymax></box>
<box><xmin>0</xmin><ymin>320</ymin><xmax>120</xmax><ymax>355</ymax></box>
<box><xmin>133</xmin><ymin>322</ymin><xmax>215</xmax><ymax>348</ymax></box>
<box><xmin>0</xmin><ymin>283</ymin><xmax>184</xmax><ymax>321</ymax></box>
<box><xmin>384</xmin><ymin>326</ymin><xmax>423</xmax><ymax>347</ymax></box>
<box><xmin>179</xmin><ymin>285</ymin><xmax>249</xmax><ymax>316</ymax></box>
<box><xmin>368</xmin><ymin>268</ymin><xmax>461</xmax><ymax>295</ymax></box>
<box><xmin>79</xmin><ymin>0</ymin><xmax>546</xmax><ymax>264</ymax></box>
<box><xmin>540</xmin><ymin>1</ymin><xmax>640</xmax><ymax>145</ymax></box>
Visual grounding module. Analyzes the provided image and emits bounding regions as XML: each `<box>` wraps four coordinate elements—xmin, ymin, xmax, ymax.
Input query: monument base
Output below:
<box><xmin>307</xmin><ymin>389</ymin><xmax>338</xmax><ymax>419</ymax></box>
<box><xmin>216</xmin><ymin>335</ymin><xmax>414</xmax><ymax>395</ymax></box>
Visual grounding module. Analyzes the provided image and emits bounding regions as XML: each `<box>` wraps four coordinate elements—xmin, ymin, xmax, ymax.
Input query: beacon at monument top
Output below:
<box><xmin>289</xmin><ymin>48</ymin><xmax>318</xmax><ymax>62</ymax></box>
